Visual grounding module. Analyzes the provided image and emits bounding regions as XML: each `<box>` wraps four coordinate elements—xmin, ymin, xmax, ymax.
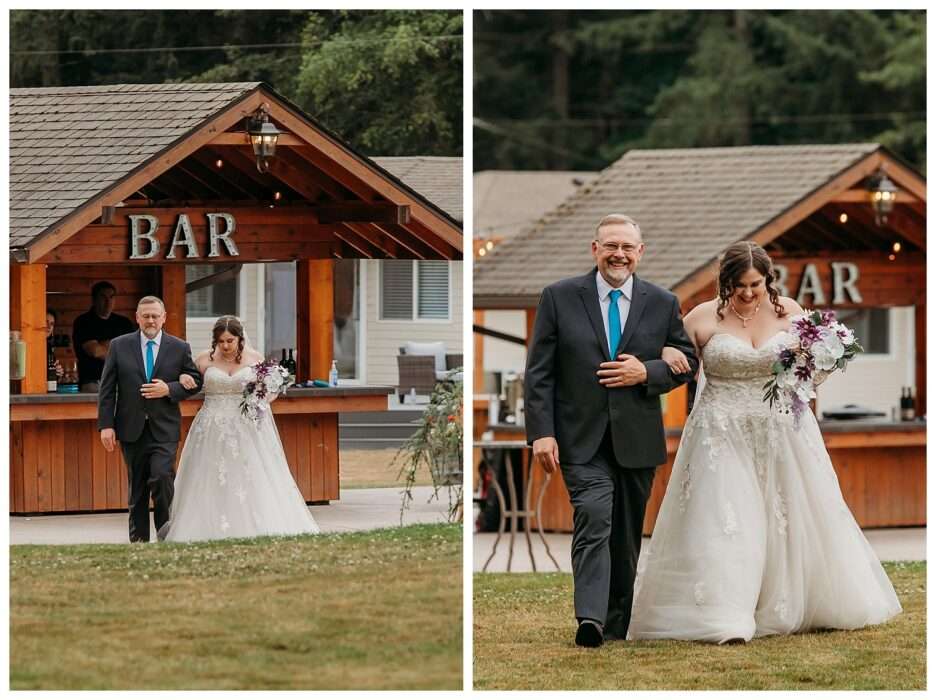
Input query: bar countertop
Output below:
<box><xmin>485</xmin><ymin>418</ymin><xmax>926</xmax><ymax>436</ymax></box>
<box><xmin>10</xmin><ymin>385</ymin><xmax>394</xmax><ymax>404</ymax></box>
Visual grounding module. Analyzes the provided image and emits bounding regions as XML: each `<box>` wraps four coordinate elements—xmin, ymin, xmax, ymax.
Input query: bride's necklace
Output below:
<box><xmin>729</xmin><ymin>299</ymin><xmax>760</xmax><ymax>328</ymax></box>
<box><xmin>218</xmin><ymin>350</ymin><xmax>237</xmax><ymax>363</ymax></box>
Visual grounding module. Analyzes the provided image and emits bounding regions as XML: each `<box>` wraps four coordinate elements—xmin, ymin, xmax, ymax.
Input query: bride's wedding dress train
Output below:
<box><xmin>628</xmin><ymin>332</ymin><xmax>901</xmax><ymax>643</ymax></box>
<box><xmin>163</xmin><ymin>365</ymin><xmax>320</xmax><ymax>542</ymax></box>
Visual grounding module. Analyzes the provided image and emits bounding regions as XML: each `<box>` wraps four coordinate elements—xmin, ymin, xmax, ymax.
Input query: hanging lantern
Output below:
<box><xmin>868</xmin><ymin>169</ymin><xmax>898</xmax><ymax>225</ymax></box>
<box><xmin>247</xmin><ymin>108</ymin><xmax>282</xmax><ymax>173</ymax></box>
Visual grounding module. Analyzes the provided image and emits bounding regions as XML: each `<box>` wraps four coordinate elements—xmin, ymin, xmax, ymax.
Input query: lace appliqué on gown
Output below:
<box><xmin>163</xmin><ymin>366</ymin><xmax>319</xmax><ymax>542</ymax></box>
<box><xmin>628</xmin><ymin>332</ymin><xmax>901</xmax><ymax>643</ymax></box>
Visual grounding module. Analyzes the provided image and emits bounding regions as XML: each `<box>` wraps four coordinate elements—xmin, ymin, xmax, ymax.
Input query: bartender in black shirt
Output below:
<box><xmin>72</xmin><ymin>281</ymin><xmax>135</xmax><ymax>392</ymax></box>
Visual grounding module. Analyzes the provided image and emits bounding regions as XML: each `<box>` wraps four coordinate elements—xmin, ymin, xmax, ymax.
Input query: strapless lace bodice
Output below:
<box><xmin>203</xmin><ymin>365</ymin><xmax>253</xmax><ymax>395</ymax></box>
<box><xmin>697</xmin><ymin>332</ymin><xmax>791</xmax><ymax>420</ymax></box>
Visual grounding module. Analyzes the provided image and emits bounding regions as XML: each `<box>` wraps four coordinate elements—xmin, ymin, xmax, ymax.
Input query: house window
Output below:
<box><xmin>380</xmin><ymin>260</ymin><xmax>450</xmax><ymax>321</ymax></box>
<box><xmin>834</xmin><ymin>308</ymin><xmax>890</xmax><ymax>354</ymax></box>
<box><xmin>185</xmin><ymin>264</ymin><xmax>238</xmax><ymax>317</ymax></box>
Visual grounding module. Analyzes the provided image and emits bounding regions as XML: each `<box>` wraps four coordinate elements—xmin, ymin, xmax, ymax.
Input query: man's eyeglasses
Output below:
<box><xmin>596</xmin><ymin>242</ymin><xmax>640</xmax><ymax>254</ymax></box>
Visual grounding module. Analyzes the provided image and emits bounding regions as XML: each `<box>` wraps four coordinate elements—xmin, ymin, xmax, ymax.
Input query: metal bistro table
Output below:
<box><xmin>475</xmin><ymin>439</ymin><xmax>560</xmax><ymax>573</ymax></box>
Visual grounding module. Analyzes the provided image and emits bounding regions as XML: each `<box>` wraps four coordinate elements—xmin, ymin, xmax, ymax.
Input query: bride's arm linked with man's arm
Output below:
<box><xmin>172</xmin><ymin>343</ymin><xmax>203</xmax><ymax>398</ymax></box>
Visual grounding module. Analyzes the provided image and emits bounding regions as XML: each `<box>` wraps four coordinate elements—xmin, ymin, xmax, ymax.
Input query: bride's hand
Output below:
<box><xmin>662</xmin><ymin>346</ymin><xmax>690</xmax><ymax>374</ymax></box>
<box><xmin>179</xmin><ymin>374</ymin><xmax>197</xmax><ymax>390</ymax></box>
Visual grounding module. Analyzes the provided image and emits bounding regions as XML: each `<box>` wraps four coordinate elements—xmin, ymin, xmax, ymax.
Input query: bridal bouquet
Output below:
<box><xmin>240</xmin><ymin>360</ymin><xmax>292</xmax><ymax>424</ymax></box>
<box><xmin>762</xmin><ymin>310</ymin><xmax>863</xmax><ymax>427</ymax></box>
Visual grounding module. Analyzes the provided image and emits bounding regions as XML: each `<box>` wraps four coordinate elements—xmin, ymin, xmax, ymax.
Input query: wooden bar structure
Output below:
<box><xmin>9</xmin><ymin>83</ymin><xmax>462</xmax><ymax>514</ymax></box>
<box><xmin>473</xmin><ymin>144</ymin><xmax>925</xmax><ymax>532</ymax></box>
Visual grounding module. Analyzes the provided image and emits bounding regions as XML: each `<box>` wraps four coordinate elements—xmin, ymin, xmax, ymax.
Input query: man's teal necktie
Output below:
<box><xmin>608</xmin><ymin>289</ymin><xmax>623</xmax><ymax>357</ymax></box>
<box><xmin>145</xmin><ymin>340</ymin><xmax>156</xmax><ymax>382</ymax></box>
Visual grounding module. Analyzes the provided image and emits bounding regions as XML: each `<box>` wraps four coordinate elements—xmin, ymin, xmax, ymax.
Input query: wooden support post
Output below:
<box><xmin>915</xmin><ymin>301</ymin><xmax>926</xmax><ymax>415</ymax></box>
<box><xmin>297</xmin><ymin>259</ymin><xmax>334</xmax><ymax>383</ymax></box>
<box><xmin>474</xmin><ymin>309</ymin><xmax>485</xmax><ymax>394</ymax></box>
<box><xmin>663</xmin><ymin>384</ymin><xmax>689</xmax><ymax>428</ymax></box>
<box><xmin>525</xmin><ymin>308</ymin><xmax>536</xmax><ymax>347</ymax></box>
<box><xmin>11</xmin><ymin>264</ymin><xmax>48</xmax><ymax>394</ymax></box>
<box><xmin>161</xmin><ymin>266</ymin><xmax>187</xmax><ymax>339</ymax></box>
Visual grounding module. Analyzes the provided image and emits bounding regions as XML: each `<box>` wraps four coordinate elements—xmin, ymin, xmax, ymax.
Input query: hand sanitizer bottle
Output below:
<box><xmin>329</xmin><ymin>360</ymin><xmax>339</xmax><ymax>387</ymax></box>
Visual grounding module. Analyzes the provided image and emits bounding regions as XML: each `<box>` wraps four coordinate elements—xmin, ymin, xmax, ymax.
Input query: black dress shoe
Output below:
<box><xmin>575</xmin><ymin>620</ymin><xmax>604</xmax><ymax>648</ymax></box>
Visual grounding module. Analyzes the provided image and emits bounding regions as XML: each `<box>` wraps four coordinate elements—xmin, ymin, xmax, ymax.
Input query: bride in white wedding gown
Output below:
<box><xmin>162</xmin><ymin>316</ymin><xmax>319</xmax><ymax>543</ymax></box>
<box><xmin>628</xmin><ymin>242</ymin><xmax>900</xmax><ymax>643</ymax></box>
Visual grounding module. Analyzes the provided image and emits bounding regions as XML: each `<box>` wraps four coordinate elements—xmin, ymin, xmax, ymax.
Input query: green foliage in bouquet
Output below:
<box><xmin>396</xmin><ymin>369</ymin><xmax>463</xmax><ymax>524</ymax></box>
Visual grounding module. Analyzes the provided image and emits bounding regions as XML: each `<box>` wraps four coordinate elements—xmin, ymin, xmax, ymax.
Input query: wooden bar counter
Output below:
<box><xmin>10</xmin><ymin>386</ymin><xmax>393</xmax><ymax>514</ymax></box>
<box><xmin>481</xmin><ymin>420</ymin><xmax>926</xmax><ymax>534</ymax></box>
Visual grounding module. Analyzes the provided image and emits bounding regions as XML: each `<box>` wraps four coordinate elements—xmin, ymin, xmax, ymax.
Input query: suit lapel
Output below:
<box><xmin>131</xmin><ymin>330</ymin><xmax>147</xmax><ymax>381</ymax></box>
<box><xmin>577</xmin><ymin>269</ymin><xmax>612</xmax><ymax>360</ymax></box>
<box><xmin>151</xmin><ymin>333</ymin><xmax>171</xmax><ymax>379</ymax></box>
<box><xmin>616</xmin><ymin>275</ymin><xmax>648</xmax><ymax>355</ymax></box>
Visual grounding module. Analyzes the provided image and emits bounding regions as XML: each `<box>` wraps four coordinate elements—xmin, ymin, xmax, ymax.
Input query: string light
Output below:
<box><xmin>838</xmin><ymin>213</ymin><xmax>848</xmax><ymax>223</ymax></box>
<box><xmin>215</xmin><ymin>159</ymin><xmax>223</xmax><ymax>169</ymax></box>
<box><xmin>888</xmin><ymin>254</ymin><xmax>896</xmax><ymax>261</ymax></box>
<box><xmin>478</xmin><ymin>248</ymin><xmax>487</xmax><ymax>257</ymax></box>
<box><xmin>274</xmin><ymin>191</ymin><xmax>282</xmax><ymax>201</ymax></box>
<box><xmin>892</xmin><ymin>242</ymin><xmax>901</xmax><ymax>253</ymax></box>
<box><xmin>485</xmin><ymin>241</ymin><xmax>494</xmax><ymax>251</ymax></box>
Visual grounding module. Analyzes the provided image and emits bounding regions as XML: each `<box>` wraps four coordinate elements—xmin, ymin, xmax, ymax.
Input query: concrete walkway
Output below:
<box><xmin>10</xmin><ymin>486</ymin><xmax>451</xmax><ymax>545</ymax></box>
<box><xmin>475</xmin><ymin>528</ymin><xmax>926</xmax><ymax>573</ymax></box>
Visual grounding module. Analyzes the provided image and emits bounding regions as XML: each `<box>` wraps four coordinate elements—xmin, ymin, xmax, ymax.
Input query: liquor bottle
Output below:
<box><xmin>46</xmin><ymin>346</ymin><xmax>58</xmax><ymax>393</ymax></box>
<box><xmin>280</xmin><ymin>347</ymin><xmax>287</xmax><ymax>369</ymax></box>
<box><xmin>329</xmin><ymin>360</ymin><xmax>339</xmax><ymax>387</ymax></box>
<box><xmin>286</xmin><ymin>349</ymin><xmax>297</xmax><ymax>384</ymax></box>
<box><xmin>901</xmin><ymin>387</ymin><xmax>916</xmax><ymax>422</ymax></box>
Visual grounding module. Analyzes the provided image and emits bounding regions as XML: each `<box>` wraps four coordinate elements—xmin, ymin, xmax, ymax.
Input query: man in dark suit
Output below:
<box><xmin>98</xmin><ymin>296</ymin><xmax>203</xmax><ymax>542</ymax></box>
<box><xmin>525</xmin><ymin>214</ymin><xmax>699</xmax><ymax>647</ymax></box>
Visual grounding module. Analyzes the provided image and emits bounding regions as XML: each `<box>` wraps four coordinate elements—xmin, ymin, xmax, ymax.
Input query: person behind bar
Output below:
<box><xmin>46</xmin><ymin>308</ymin><xmax>63</xmax><ymax>379</ymax></box>
<box><xmin>73</xmin><ymin>281</ymin><xmax>135</xmax><ymax>392</ymax></box>
<box><xmin>98</xmin><ymin>296</ymin><xmax>203</xmax><ymax>543</ymax></box>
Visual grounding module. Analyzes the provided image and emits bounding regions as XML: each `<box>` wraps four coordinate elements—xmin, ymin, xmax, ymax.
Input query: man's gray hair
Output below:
<box><xmin>137</xmin><ymin>295</ymin><xmax>166</xmax><ymax>310</ymax></box>
<box><xmin>595</xmin><ymin>214</ymin><xmax>642</xmax><ymax>240</ymax></box>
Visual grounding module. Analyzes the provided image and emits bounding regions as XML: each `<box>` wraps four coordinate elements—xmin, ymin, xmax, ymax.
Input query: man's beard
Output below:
<box><xmin>142</xmin><ymin>327</ymin><xmax>158</xmax><ymax>339</ymax></box>
<box><xmin>601</xmin><ymin>263</ymin><xmax>631</xmax><ymax>287</ymax></box>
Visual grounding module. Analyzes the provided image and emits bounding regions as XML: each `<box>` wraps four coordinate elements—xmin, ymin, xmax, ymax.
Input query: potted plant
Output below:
<box><xmin>396</xmin><ymin>369</ymin><xmax>463</xmax><ymax>523</ymax></box>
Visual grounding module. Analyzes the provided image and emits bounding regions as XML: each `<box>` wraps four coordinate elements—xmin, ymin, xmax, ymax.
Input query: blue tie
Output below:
<box><xmin>145</xmin><ymin>340</ymin><xmax>155</xmax><ymax>382</ymax></box>
<box><xmin>608</xmin><ymin>289</ymin><xmax>623</xmax><ymax>357</ymax></box>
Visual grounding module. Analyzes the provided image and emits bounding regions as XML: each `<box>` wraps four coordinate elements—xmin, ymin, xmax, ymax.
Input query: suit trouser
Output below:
<box><xmin>560</xmin><ymin>430</ymin><xmax>656</xmax><ymax>639</ymax></box>
<box><xmin>120</xmin><ymin>421</ymin><xmax>177</xmax><ymax>542</ymax></box>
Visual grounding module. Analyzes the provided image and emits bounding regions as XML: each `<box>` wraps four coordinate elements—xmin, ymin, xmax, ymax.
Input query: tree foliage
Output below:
<box><xmin>474</xmin><ymin>10</ymin><xmax>925</xmax><ymax>171</ymax></box>
<box><xmin>10</xmin><ymin>9</ymin><xmax>462</xmax><ymax>157</ymax></box>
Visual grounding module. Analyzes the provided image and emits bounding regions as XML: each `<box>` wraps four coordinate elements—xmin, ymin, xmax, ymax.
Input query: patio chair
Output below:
<box><xmin>397</xmin><ymin>341</ymin><xmax>463</xmax><ymax>402</ymax></box>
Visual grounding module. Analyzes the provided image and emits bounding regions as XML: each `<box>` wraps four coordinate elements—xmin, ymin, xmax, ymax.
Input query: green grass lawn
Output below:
<box><xmin>473</xmin><ymin>562</ymin><xmax>924</xmax><ymax>690</ymax></box>
<box><xmin>11</xmin><ymin>523</ymin><xmax>462</xmax><ymax>690</ymax></box>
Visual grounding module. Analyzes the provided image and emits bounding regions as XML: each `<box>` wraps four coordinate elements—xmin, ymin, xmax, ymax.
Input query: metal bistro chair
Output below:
<box><xmin>477</xmin><ymin>439</ymin><xmax>560</xmax><ymax>573</ymax></box>
<box><xmin>397</xmin><ymin>345</ymin><xmax>462</xmax><ymax>402</ymax></box>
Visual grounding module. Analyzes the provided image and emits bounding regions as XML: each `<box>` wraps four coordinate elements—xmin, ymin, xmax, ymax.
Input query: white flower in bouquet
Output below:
<box><xmin>763</xmin><ymin>309</ymin><xmax>863</xmax><ymax>428</ymax></box>
<box><xmin>240</xmin><ymin>361</ymin><xmax>292</xmax><ymax>425</ymax></box>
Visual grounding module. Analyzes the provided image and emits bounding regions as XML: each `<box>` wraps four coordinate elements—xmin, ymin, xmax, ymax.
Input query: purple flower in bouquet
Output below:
<box><xmin>240</xmin><ymin>360</ymin><xmax>292</xmax><ymax>424</ymax></box>
<box><xmin>763</xmin><ymin>309</ymin><xmax>863</xmax><ymax>428</ymax></box>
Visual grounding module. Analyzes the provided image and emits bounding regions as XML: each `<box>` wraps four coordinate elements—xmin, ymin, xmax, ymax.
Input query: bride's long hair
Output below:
<box><xmin>209</xmin><ymin>315</ymin><xmax>246</xmax><ymax>363</ymax></box>
<box><xmin>715</xmin><ymin>241</ymin><xmax>786</xmax><ymax>321</ymax></box>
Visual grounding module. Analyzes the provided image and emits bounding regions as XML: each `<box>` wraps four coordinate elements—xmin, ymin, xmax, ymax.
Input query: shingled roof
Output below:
<box><xmin>474</xmin><ymin>143</ymin><xmax>899</xmax><ymax>306</ymax></box>
<box><xmin>10</xmin><ymin>82</ymin><xmax>462</xmax><ymax>260</ymax></box>
<box><xmin>474</xmin><ymin>170</ymin><xmax>597</xmax><ymax>239</ymax></box>
<box><xmin>10</xmin><ymin>83</ymin><xmax>261</xmax><ymax>250</ymax></box>
<box><xmin>374</xmin><ymin>156</ymin><xmax>462</xmax><ymax>222</ymax></box>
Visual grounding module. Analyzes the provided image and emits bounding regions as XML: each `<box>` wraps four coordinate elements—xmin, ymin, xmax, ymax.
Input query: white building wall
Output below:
<box><xmin>815</xmin><ymin>306</ymin><xmax>915</xmax><ymax>419</ymax></box>
<box><xmin>481</xmin><ymin>310</ymin><xmax>528</xmax><ymax>373</ymax></box>
<box><xmin>363</xmin><ymin>259</ymin><xmax>464</xmax><ymax>386</ymax></box>
<box><xmin>185</xmin><ymin>265</ymin><xmax>262</xmax><ymax>356</ymax></box>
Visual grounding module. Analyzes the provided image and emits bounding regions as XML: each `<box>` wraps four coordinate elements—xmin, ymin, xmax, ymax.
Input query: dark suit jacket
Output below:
<box><xmin>97</xmin><ymin>331</ymin><xmax>203</xmax><ymax>443</ymax></box>
<box><xmin>525</xmin><ymin>269</ymin><xmax>699</xmax><ymax>468</ymax></box>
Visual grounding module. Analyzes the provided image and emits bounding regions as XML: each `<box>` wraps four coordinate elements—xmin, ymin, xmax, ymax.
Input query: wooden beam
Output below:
<box><xmin>263</xmin><ymin>101</ymin><xmax>462</xmax><ymax>249</ymax></box>
<box><xmin>11</xmin><ymin>264</ymin><xmax>48</xmax><ymax>394</ymax></box>
<box><xmin>189</xmin><ymin>149</ymin><xmax>268</xmax><ymax>200</ymax></box>
<box><xmin>316</xmin><ymin>202</ymin><xmax>410</xmax><ymax>224</ymax></box>
<box><xmin>161</xmin><ymin>266</ymin><xmax>186</xmax><ymax>338</ymax></box>
<box><xmin>333</xmin><ymin>224</ymin><xmax>381</xmax><ymax>258</ymax></box>
<box><xmin>209</xmin><ymin>132</ymin><xmax>304</xmax><ymax>147</ymax></box>
<box><xmin>674</xmin><ymin>150</ymin><xmax>887</xmax><ymax>302</ymax></box>
<box><xmin>344</xmin><ymin>223</ymin><xmax>401</xmax><ymax>258</ymax></box>
<box><xmin>830</xmin><ymin>189</ymin><xmax>921</xmax><ymax>204</ymax></box>
<box><xmin>229</xmin><ymin>145</ymin><xmax>327</xmax><ymax>204</ymax></box>
<box><xmin>27</xmin><ymin>89</ymin><xmax>267</xmax><ymax>263</ymax></box>
<box><xmin>296</xmin><ymin>259</ymin><xmax>334</xmax><ymax>383</ymax></box>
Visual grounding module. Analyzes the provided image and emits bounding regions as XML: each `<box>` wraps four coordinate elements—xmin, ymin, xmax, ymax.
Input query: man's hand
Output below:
<box><xmin>179</xmin><ymin>374</ymin><xmax>197</xmax><ymax>391</ymax></box>
<box><xmin>141</xmin><ymin>379</ymin><xmax>170</xmax><ymax>399</ymax></box>
<box><xmin>661</xmin><ymin>346</ymin><xmax>691</xmax><ymax>374</ymax></box>
<box><xmin>597</xmin><ymin>354</ymin><xmax>648</xmax><ymax>388</ymax></box>
<box><xmin>101</xmin><ymin>428</ymin><xmax>117</xmax><ymax>453</ymax></box>
<box><xmin>532</xmin><ymin>437</ymin><xmax>560</xmax><ymax>474</ymax></box>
